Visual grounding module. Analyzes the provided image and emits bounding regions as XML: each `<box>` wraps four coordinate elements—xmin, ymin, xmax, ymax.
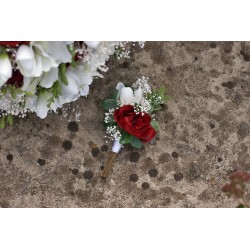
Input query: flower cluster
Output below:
<box><xmin>0</xmin><ymin>41</ymin><xmax>144</xmax><ymax>128</ymax></box>
<box><xmin>102</xmin><ymin>77</ymin><xmax>170</xmax><ymax>148</ymax></box>
<box><xmin>222</xmin><ymin>171</ymin><xmax>250</xmax><ymax>198</ymax></box>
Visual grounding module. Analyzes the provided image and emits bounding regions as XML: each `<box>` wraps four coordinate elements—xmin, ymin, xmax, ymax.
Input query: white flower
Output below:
<box><xmin>59</xmin><ymin>69</ymin><xmax>80</xmax><ymax>105</ymax></box>
<box><xmin>85</xmin><ymin>41</ymin><xmax>100</xmax><ymax>49</ymax></box>
<box><xmin>36</xmin><ymin>91</ymin><xmax>60</xmax><ymax>119</ymax></box>
<box><xmin>116</xmin><ymin>82</ymin><xmax>143</xmax><ymax>105</ymax></box>
<box><xmin>0</xmin><ymin>54</ymin><xmax>12</xmax><ymax>86</ymax></box>
<box><xmin>21</xmin><ymin>77</ymin><xmax>39</xmax><ymax>95</ymax></box>
<box><xmin>16</xmin><ymin>42</ymin><xmax>72</xmax><ymax>78</ymax></box>
<box><xmin>36</xmin><ymin>92</ymin><xmax>51</xmax><ymax>119</ymax></box>
<box><xmin>89</xmin><ymin>42</ymin><xmax>116</xmax><ymax>70</ymax></box>
<box><xmin>58</xmin><ymin>64</ymin><xmax>95</xmax><ymax>105</ymax></box>
<box><xmin>39</xmin><ymin>67</ymin><xmax>59</xmax><ymax>88</ymax></box>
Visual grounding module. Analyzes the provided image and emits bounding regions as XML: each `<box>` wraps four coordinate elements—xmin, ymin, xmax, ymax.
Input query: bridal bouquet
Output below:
<box><xmin>101</xmin><ymin>77</ymin><xmax>170</xmax><ymax>177</ymax></box>
<box><xmin>0</xmin><ymin>41</ymin><xmax>144</xmax><ymax>128</ymax></box>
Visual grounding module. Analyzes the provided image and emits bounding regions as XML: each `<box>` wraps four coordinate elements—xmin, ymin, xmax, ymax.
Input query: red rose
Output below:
<box><xmin>114</xmin><ymin>105</ymin><xmax>156</xmax><ymax>143</ymax></box>
<box><xmin>0</xmin><ymin>41</ymin><xmax>30</xmax><ymax>47</ymax></box>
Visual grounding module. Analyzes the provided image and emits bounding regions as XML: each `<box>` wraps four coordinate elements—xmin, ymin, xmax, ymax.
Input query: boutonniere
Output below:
<box><xmin>101</xmin><ymin>76</ymin><xmax>170</xmax><ymax>177</ymax></box>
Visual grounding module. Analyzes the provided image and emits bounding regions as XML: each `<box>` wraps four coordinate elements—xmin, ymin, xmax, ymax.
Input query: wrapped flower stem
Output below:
<box><xmin>102</xmin><ymin>139</ymin><xmax>121</xmax><ymax>177</ymax></box>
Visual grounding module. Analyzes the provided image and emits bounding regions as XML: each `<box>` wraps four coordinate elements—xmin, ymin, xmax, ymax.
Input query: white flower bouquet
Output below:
<box><xmin>0</xmin><ymin>41</ymin><xmax>144</xmax><ymax>128</ymax></box>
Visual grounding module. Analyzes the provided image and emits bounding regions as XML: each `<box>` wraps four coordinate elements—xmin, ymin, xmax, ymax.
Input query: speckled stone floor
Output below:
<box><xmin>0</xmin><ymin>42</ymin><xmax>250</xmax><ymax>208</ymax></box>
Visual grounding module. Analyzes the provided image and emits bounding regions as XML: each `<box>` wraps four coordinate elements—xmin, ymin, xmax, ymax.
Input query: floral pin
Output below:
<box><xmin>101</xmin><ymin>76</ymin><xmax>170</xmax><ymax>177</ymax></box>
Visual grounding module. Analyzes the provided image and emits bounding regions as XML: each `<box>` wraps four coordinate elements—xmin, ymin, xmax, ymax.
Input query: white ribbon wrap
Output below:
<box><xmin>112</xmin><ymin>138</ymin><xmax>122</xmax><ymax>153</ymax></box>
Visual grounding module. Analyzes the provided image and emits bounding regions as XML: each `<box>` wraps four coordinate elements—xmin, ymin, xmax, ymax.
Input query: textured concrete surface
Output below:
<box><xmin>0</xmin><ymin>42</ymin><xmax>250</xmax><ymax>208</ymax></box>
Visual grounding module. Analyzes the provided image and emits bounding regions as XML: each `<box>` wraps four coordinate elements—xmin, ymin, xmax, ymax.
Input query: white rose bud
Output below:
<box><xmin>0</xmin><ymin>53</ymin><xmax>12</xmax><ymax>86</ymax></box>
<box><xmin>120</xmin><ymin>87</ymin><xmax>134</xmax><ymax>105</ymax></box>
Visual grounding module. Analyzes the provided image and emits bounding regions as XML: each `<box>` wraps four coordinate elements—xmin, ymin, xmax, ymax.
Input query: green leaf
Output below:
<box><xmin>102</xmin><ymin>99</ymin><xmax>117</xmax><ymax>110</ymax></box>
<box><xmin>0</xmin><ymin>47</ymin><xmax>7</xmax><ymax>55</ymax></box>
<box><xmin>24</xmin><ymin>91</ymin><xmax>33</xmax><ymax>97</ymax></box>
<box><xmin>1</xmin><ymin>87</ymin><xmax>7</xmax><ymax>95</ymax></box>
<box><xmin>10</xmin><ymin>87</ymin><xmax>17</xmax><ymax>99</ymax></box>
<box><xmin>236</xmin><ymin>204</ymin><xmax>245</xmax><ymax>208</ymax></box>
<box><xmin>0</xmin><ymin>116</ymin><xmax>6</xmax><ymax>129</ymax></box>
<box><xmin>6</xmin><ymin>114</ymin><xmax>13</xmax><ymax>126</ymax></box>
<box><xmin>150</xmin><ymin>120</ymin><xmax>159</xmax><ymax>131</ymax></box>
<box><xmin>130</xmin><ymin>136</ymin><xmax>142</xmax><ymax>149</ymax></box>
<box><xmin>47</xmin><ymin>81</ymin><xmax>62</xmax><ymax>108</ymax></box>
<box><xmin>120</xmin><ymin>132</ymin><xmax>133</xmax><ymax>144</ymax></box>
<box><xmin>152</xmin><ymin>104</ymin><xmax>162</xmax><ymax>111</ymax></box>
<box><xmin>112</xmin><ymin>89</ymin><xmax>119</xmax><ymax>100</ymax></box>
<box><xmin>163</xmin><ymin>96</ymin><xmax>171</xmax><ymax>102</ymax></box>
<box><xmin>68</xmin><ymin>45</ymin><xmax>77</xmax><ymax>68</ymax></box>
<box><xmin>59</xmin><ymin>64</ymin><xmax>68</xmax><ymax>85</ymax></box>
<box><xmin>158</xmin><ymin>85</ymin><xmax>165</xmax><ymax>98</ymax></box>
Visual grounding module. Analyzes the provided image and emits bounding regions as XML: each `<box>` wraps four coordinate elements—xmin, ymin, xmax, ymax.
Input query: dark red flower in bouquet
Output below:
<box><xmin>0</xmin><ymin>41</ymin><xmax>30</xmax><ymax>47</ymax></box>
<box><xmin>6</xmin><ymin>70</ymin><xmax>23</xmax><ymax>88</ymax></box>
<box><xmin>114</xmin><ymin>105</ymin><xmax>156</xmax><ymax>143</ymax></box>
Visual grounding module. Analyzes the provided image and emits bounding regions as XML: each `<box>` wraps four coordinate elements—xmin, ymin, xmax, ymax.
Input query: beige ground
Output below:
<box><xmin>0</xmin><ymin>42</ymin><xmax>250</xmax><ymax>207</ymax></box>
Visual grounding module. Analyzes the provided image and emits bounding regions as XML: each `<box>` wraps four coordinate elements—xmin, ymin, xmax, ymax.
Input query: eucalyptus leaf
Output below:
<box><xmin>152</xmin><ymin>104</ymin><xmax>162</xmax><ymax>111</ymax></box>
<box><xmin>158</xmin><ymin>85</ymin><xmax>165</xmax><ymax>98</ymax></box>
<box><xmin>150</xmin><ymin>120</ymin><xmax>159</xmax><ymax>131</ymax></box>
<box><xmin>130</xmin><ymin>136</ymin><xmax>142</xmax><ymax>149</ymax></box>
<box><xmin>102</xmin><ymin>99</ymin><xmax>117</xmax><ymax>110</ymax></box>
<box><xmin>120</xmin><ymin>132</ymin><xmax>133</xmax><ymax>144</ymax></box>
<box><xmin>112</xmin><ymin>89</ymin><xmax>119</xmax><ymax>100</ymax></box>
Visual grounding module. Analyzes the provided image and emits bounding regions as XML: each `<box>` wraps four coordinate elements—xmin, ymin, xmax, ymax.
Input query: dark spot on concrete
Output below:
<box><xmin>67</xmin><ymin>121</ymin><xmax>79</xmax><ymax>132</ymax></box>
<box><xmin>158</xmin><ymin>153</ymin><xmax>171</xmax><ymax>163</ymax></box>
<box><xmin>62</xmin><ymin>140</ymin><xmax>73</xmax><ymax>150</ymax></box>
<box><xmin>174</xmin><ymin>172</ymin><xmax>183</xmax><ymax>181</ymax></box>
<box><xmin>238</xmin><ymin>122</ymin><xmax>250</xmax><ymax>140</ymax></box>
<box><xmin>148</xmin><ymin>168</ymin><xmax>158</xmax><ymax>177</ymax></box>
<box><xmin>209</xmin><ymin>123</ymin><xmax>215</xmax><ymax>129</ymax></box>
<box><xmin>6</xmin><ymin>154</ymin><xmax>13</xmax><ymax>161</ymax></box>
<box><xmin>69</xmin><ymin>191</ymin><xmax>75</xmax><ymax>196</ymax></box>
<box><xmin>129</xmin><ymin>174</ymin><xmax>139</xmax><ymax>182</ymax></box>
<box><xmin>100</xmin><ymin>166</ymin><xmax>104</xmax><ymax>170</ymax></box>
<box><xmin>0</xmin><ymin>201</ymin><xmax>9</xmax><ymax>208</ymax></box>
<box><xmin>45</xmin><ymin>123</ymin><xmax>50</xmax><ymax>128</ymax></box>
<box><xmin>141</xmin><ymin>182</ymin><xmax>150</xmax><ymax>189</ymax></box>
<box><xmin>194</xmin><ymin>56</ymin><xmax>198</xmax><ymax>61</ymax></box>
<box><xmin>210</xmin><ymin>43</ymin><xmax>216</xmax><ymax>49</ymax></box>
<box><xmin>187</xmin><ymin>165</ymin><xmax>201</xmax><ymax>180</ymax></box>
<box><xmin>240</xmin><ymin>50</ymin><xmax>250</xmax><ymax>62</ymax></box>
<box><xmin>75</xmin><ymin>189</ymin><xmax>91</xmax><ymax>201</ymax></box>
<box><xmin>48</xmin><ymin>135</ymin><xmax>62</xmax><ymax>146</ymax></box>
<box><xmin>130</xmin><ymin>152</ymin><xmax>140</xmax><ymax>162</ymax></box>
<box><xmin>172</xmin><ymin>152</ymin><xmax>179</xmax><ymax>158</ymax></box>
<box><xmin>101</xmin><ymin>145</ymin><xmax>108</xmax><ymax>152</ymax></box>
<box><xmin>148</xmin><ymin>43</ymin><xmax>166</xmax><ymax>64</ymax></box>
<box><xmin>37</xmin><ymin>159</ymin><xmax>46</xmax><ymax>166</ymax></box>
<box><xmin>83</xmin><ymin>170</ymin><xmax>94</xmax><ymax>180</ymax></box>
<box><xmin>72</xmin><ymin>169</ymin><xmax>79</xmax><ymax>175</ymax></box>
<box><xmin>222</xmin><ymin>81</ymin><xmax>236</xmax><ymax>89</ymax></box>
<box><xmin>217</xmin><ymin>157</ymin><xmax>223</xmax><ymax>162</ymax></box>
<box><xmin>91</xmin><ymin>147</ymin><xmax>100</xmax><ymax>157</ymax></box>
<box><xmin>121</xmin><ymin>61</ymin><xmax>129</xmax><ymax>68</ymax></box>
